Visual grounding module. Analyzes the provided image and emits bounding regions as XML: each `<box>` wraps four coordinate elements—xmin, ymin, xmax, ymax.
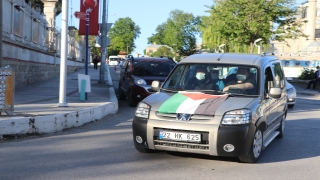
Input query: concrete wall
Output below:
<box><xmin>1</xmin><ymin>0</ymin><xmax>85</xmax><ymax>88</ymax></box>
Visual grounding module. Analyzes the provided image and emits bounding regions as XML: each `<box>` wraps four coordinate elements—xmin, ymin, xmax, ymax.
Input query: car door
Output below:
<box><xmin>121</xmin><ymin>60</ymin><xmax>132</xmax><ymax>93</ymax></box>
<box><xmin>120</xmin><ymin>60</ymin><xmax>129</xmax><ymax>93</ymax></box>
<box><xmin>263</xmin><ymin>66</ymin><xmax>279</xmax><ymax>135</ymax></box>
<box><xmin>271</xmin><ymin>62</ymin><xmax>287</xmax><ymax>126</ymax></box>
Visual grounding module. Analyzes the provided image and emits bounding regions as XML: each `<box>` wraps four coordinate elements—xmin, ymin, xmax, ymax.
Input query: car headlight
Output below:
<box><xmin>135</xmin><ymin>102</ymin><xmax>150</xmax><ymax>119</ymax></box>
<box><xmin>134</xmin><ymin>78</ymin><xmax>147</xmax><ymax>85</ymax></box>
<box><xmin>287</xmin><ymin>87</ymin><xmax>295</xmax><ymax>94</ymax></box>
<box><xmin>221</xmin><ymin>109</ymin><xmax>251</xmax><ymax>125</ymax></box>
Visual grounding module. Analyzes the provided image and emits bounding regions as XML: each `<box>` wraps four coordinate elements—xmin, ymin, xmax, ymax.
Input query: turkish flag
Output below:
<box><xmin>78</xmin><ymin>0</ymin><xmax>100</xmax><ymax>35</ymax></box>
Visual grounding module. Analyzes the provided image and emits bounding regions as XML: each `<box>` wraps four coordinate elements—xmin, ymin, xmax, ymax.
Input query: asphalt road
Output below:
<box><xmin>0</xmin><ymin>66</ymin><xmax>319</xmax><ymax>180</ymax></box>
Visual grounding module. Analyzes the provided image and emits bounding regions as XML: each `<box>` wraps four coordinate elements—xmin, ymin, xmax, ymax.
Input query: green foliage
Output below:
<box><xmin>147</xmin><ymin>46</ymin><xmax>174</xmax><ymax>58</ymax></box>
<box><xmin>299</xmin><ymin>68</ymin><xmax>315</xmax><ymax>80</ymax></box>
<box><xmin>108</xmin><ymin>17</ymin><xmax>141</xmax><ymax>54</ymax></box>
<box><xmin>148</xmin><ymin>10</ymin><xmax>200</xmax><ymax>57</ymax></box>
<box><xmin>200</xmin><ymin>0</ymin><xmax>306</xmax><ymax>53</ymax></box>
<box><xmin>25</xmin><ymin>0</ymin><xmax>62</xmax><ymax>16</ymax></box>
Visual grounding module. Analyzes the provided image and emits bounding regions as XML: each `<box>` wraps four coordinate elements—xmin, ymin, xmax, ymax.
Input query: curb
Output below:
<box><xmin>296</xmin><ymin>91</ymin><xmax>320</xmax><ymax>96</ymax></box>
<box><xmin>0</xmin><ymin>67</ymin><xmax>118</xmax><ymax>138</ymax></box>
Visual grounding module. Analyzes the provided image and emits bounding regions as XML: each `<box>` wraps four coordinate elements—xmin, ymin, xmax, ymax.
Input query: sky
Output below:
<box><xmin>56</xmin><ymin>0</ymin><xmax>214</xmax><ymax>55</ymax></box>
<box><xmin>56</xmin><ymin>0</ymin><xmax>306</xmax><ymax>56</ymax></box>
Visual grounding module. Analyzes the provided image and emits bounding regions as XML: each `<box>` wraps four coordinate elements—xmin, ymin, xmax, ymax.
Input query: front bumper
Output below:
<box><xmin>287</xmin><ymin>97</ymin><xmax>296</xmax><ymax>105</ymax></box>
<box><xmin>131</xmin><ymin>85</ymin><xmax>153</xmax><ymax>101</ymax></box>
<box><xmin>132</xmin><ymin>115</ymin><xmax>256</xmax><ymax>157</ymax></box>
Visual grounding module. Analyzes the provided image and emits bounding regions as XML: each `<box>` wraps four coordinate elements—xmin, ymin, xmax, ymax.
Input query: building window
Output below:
<box><xmin>32</xmin><ymin>19</ymin><xmax>39</xmax><ymax>43</ymax></box>
<box><xmin>316</xmin><ymin>29</ymin><xmax>320</xmax><ymax>38</ymax></box>
<box><xmin>13</xmin><ymin>6</ymin><xmax>23</xmax><ymax>36</ymax></box>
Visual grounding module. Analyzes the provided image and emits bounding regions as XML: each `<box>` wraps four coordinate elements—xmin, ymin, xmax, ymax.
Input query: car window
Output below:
<box><xmin>271</xmin><ymin>63</ymin><xmax>285</xmax><ymax>88</ymax></box>
<box><xmin>132</xmin><ymin>61</ymin><xmax>176</xmax><ymax>76</ymax></box>
<box><xmin>162</xmin><ymin>63</ymin><xmax>259</xmax><ymax>95</ymax></box>
<box><xmin>125</xmin><ymin>61</ymin><xmax>131</xmax><ymax>73</ymax></box>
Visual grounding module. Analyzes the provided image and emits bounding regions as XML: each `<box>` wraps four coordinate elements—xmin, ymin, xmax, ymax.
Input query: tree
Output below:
<box><xmin>148</xmin><ymin>10</ymin><xmax>200</xmax><ymax>57</ymax></box>
<box><xmin>146</xmin><ymin>46</ymin><xmax>174</xmax><ymax>58</ymax></box>
<box><xmin>107</xmin><ymin>17</ymin><xmax>141</xmax><ymax>55</ymax></box>
<box><xmin>25</xmin><ymin>0</ymin><xmax>62</xmax><ymax>16</ymax></box>
<box><xmin>74</xmin><ymin>30</ymin><xmax>99</xmax><ymax>58</ymax></box>
<box><xmin>200</xmin><ymin>0</ymin><xmax>306</xmax><ymax>53</ymax></box>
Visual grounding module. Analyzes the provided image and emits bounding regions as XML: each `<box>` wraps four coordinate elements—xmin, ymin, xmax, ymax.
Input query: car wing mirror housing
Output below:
<box><xmin>268</xmin><ymin>87</ymin><xmax>281</xmax><ymax>98</ymax></box>
<box><xmin>151</xmin><ymin>80</ymin><xmax>161</xmax><ymax>92</ymax></box>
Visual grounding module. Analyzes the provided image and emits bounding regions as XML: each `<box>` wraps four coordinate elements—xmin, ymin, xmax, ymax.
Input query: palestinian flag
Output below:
<box><xmin>158</xmin><ymin>92</ymin><xmax>228</xmax><ymax>116</ymax></box>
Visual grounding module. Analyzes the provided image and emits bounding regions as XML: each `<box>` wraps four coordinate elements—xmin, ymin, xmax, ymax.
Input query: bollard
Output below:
<box><xmin>80</xmin><ymin>79</ymin><xmax>86</xmax><ymax>101</ymax></box>
<box><xmin>114</xmin><ymin>65</ymin><xmax>117</xmax><ymax>71</ymax></box>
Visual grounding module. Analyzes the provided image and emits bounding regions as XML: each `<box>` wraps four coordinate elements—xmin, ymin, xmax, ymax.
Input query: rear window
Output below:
<box><xmin>132</xmin><ymin>61</ymin><xmax>176</xmax><ymax>76</ymax></box>
<box><xmin>110</xmin><ymin>58</ymin><xmax>119</xmax><ymax>61</ymax></box>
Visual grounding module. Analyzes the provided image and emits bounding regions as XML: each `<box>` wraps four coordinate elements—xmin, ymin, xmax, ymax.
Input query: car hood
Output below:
<box><xmin>132</xmin><ymin>75</ymin><xmax>167</xmax><ymax>85</ymax></box>
<box><xmin>143</xmin><ymin>92</ymin><xmax>256</xmax><ymax>116</ymax></box>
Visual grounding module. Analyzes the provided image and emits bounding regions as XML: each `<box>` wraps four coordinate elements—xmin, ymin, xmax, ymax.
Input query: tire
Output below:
<box><xmin>133</xmin><ymin>139</ymin><xmax>153</xmax><ymax>153</ymax></box>
<box><xmin>277</xmin><ymin>115</ymin><xmax>285</xmax><ymax>138</ymax></box>
<box><xmin>288</xmin><ymin>104</ymin><xmax>294</xmax><ymax>108</ymax></box>
<box><xmin>128</xmin><ymin>90</ymin><xmax>137</xmax><ymax>107</ymax></box>
<box><xmin>239</xmin><ymin>127</ymin><xmax>263</xmax><ymax>163</ymax></box>
<box><xmin>118</xmin><ymin>83</ymin><xmax>126</xmax><ymax>100</ymax></box>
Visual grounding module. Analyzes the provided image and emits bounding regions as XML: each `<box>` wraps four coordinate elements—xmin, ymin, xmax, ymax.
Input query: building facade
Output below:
<box><xmin>2</xmin><ymin>0</ymin><xmax>84</xmax><ymax>87</ymax></box>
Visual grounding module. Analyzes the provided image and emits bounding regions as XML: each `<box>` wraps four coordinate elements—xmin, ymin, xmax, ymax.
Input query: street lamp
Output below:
<box><xmin>254</xmin><ymin>38</ymin><xmax>263</xmax><ymax>54</ymax></box>
<box><xmin>219</xmin><ymin>44</ymin><xmax>226</xmax><ymax>53</ymax></box>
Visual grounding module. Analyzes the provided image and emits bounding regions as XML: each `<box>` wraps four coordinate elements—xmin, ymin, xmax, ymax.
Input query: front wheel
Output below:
<box><xmin>277</xmin><ymin>115</ymin><xmax>285</xmax><ymax>138</ymax></box>
<box><xmin>239</xmin><ymin>128</ymin><xmax>263</xmax><ymax>163</ymax></box>
<box><xmin>118</xmin><ymin>83</ymin><xmax>126</xmax><ymax>100</ymax></box>
<box><xmin>288</xmin><ymin>104</ymin><xmax>294</xmax><ymax>108</ymax></box>
<box><xmin>128</xmin><ymin>90</ymin><xmax>137</xmax><ymax>107</ymax></box>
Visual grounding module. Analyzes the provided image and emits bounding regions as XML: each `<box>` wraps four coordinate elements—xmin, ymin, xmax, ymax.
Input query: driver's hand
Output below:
<box><xmin>223</xmin><ymin>86</ymin><xmax>229</xmax><ymax>91</ymax></box>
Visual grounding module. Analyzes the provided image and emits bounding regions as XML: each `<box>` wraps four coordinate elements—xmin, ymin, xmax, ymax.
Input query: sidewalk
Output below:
<box><xmin>0</xmin><ymin>65</ymin><xmax>118</xmax><ymax>139</ymax></box>
<box><xmin>289</xmin><ymin>80</ymin><xmax>320</xmax><ymax>96</ymax></box>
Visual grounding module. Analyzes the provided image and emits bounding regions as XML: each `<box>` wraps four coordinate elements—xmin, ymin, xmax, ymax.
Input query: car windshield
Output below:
<box><xmin>132</xmin><ymin>61</ymin><xmax>176</xmax><ymax>76</ymax></box>
<box><xmin>162</xmin><ymin>63</ymin><xmax>259</xmax><ymax>95</ymax></box>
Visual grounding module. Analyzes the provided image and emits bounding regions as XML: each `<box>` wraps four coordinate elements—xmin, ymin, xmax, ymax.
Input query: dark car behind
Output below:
<box><xmin>118</xmin><ymin>56</ymin><xmax>176</xmax><ymax>106</ymax></box>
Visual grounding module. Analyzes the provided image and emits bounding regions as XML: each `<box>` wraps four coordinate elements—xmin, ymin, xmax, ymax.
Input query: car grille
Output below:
<box><xmin>156</xmin><ymin>112</ymin><xmax>214</xmax><ymax>121</ymax></box>
<box><xmin>153</xmin><ymin>128</ymin><xmax>209</xmax><ymax>151</ymax></box>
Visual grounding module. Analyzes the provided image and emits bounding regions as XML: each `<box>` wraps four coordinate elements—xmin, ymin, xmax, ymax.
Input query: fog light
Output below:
<box><xmin>136</xmin><ymin>136</ymin><xmax>143</xmax><ymax>143</ymax></box>
<box><xmin>288</xmin><ymin>98</ymin><xmax>293</xmax><ymax>101</ymax></box>
<box><xmin>223</xmin><ymin>144</ymin><xmax>235</xmax><ymax>152</ymax></box>
<box><xmin>137</xmin><ymin>95</ymin><xmax>141</xmax><ymax>98</ymax></box>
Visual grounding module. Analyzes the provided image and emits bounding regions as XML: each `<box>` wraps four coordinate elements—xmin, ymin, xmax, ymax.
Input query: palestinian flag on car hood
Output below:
<box><xmin>158</xmin><ymin>92</ymin><xmax>228</xmax><ymax>116</ymax></box>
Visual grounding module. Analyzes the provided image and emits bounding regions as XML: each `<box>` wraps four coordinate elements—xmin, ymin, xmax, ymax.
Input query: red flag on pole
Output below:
<box><xmin>78</xmin><ymin>0</ymin><xmax>100</xmax><ymax>35</ymax></box>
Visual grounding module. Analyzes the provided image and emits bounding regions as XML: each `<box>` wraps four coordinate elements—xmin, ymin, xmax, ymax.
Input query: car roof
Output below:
<box><xmin>127</xmin><ymin>57</ymin><xmax>174</xmax><ymax>62</ymax></box>
<box><xmin>180</xmin><ymin>53</ymin><xmax>279</xmax><ymax>67</ymax></box>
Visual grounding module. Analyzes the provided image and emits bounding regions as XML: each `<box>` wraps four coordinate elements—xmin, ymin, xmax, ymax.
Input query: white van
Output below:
<box><xmin>108</xmin><ymin>56</ymin><xmax>121</xmax><ymax>66</ymax></box>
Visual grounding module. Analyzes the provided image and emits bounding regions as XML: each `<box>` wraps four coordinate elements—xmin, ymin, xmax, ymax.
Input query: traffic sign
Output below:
<box><xmin>74</xmin><ymin>11</ymin><xmax>86</xmax><ymax>20</ymax></box>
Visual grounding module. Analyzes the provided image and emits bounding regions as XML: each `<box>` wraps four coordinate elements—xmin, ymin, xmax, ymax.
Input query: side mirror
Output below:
<box><xmin>269</xmin><ymin>87</ymin><xmax>281</xmax><ymax>98</ymax></box>
<box><xmin>151</xmin><ymin>80</ymin><xmax>161</xmax><ymax>92</ymax></box>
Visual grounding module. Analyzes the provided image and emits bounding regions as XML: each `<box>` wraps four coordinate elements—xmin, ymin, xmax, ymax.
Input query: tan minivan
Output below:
<box><xmin>132</xmin><ymin>53</ymin><xmax>288</xmax><ymax>163</ymax></box>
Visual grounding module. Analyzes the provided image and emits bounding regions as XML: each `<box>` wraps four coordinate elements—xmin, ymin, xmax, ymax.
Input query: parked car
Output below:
<box><xmin>286</xmin><ymin>80</ymin><xmax>296</xmax><ymax>108</ymax></box>
<box><xmin>132</xmin><ymin>53</ymin><xmax>288</xmax><ymax>163</ymax></box>
<box><xmin>108</xmin><ymin>55</ymin><xmax>121</xmax><ymax>66</ymax></box>
<box><xmin>118</xmin><ymin>56</ymin><xmax>177</xmax><ymax>106</ymax></box>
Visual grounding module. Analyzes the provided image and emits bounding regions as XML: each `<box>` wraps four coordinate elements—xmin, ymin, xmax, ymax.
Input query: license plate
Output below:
<box><xmin>159</xmin><ymin>130</ymin><xmax>201</xmax><ymax>143</ymax></box>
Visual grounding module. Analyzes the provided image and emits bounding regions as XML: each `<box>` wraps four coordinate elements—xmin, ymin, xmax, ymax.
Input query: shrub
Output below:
<box><xmin>299</xmin><ymin>67</ymin><xmax>315</xmax><ymax>80</ymax></box>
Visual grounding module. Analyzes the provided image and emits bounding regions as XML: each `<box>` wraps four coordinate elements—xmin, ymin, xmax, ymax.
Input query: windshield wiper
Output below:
<box><xmin>221</xmin><ymin>92</ymin><xmax>259</xmax><ymax>97</ymax></box>
<box><xmin>161</xmin><ymin>88</ymin><xmax>185</xmax><ymax>92</ymax></box>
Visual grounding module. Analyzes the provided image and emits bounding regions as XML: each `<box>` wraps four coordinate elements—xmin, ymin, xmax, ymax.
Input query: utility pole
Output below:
<box><xmin>58</xmin><ymin>0</ymin><xmax>68</xmax><ymax>107</ymax></box>
<box><xmin>98</xmin><ymin>0</ymin><xmax>107</xmax><ymax>84</ymax></box>
<box><xmin>0</xmin><ymin>0</ymin><xmax>3</xmax><ymax>67</ymax></box>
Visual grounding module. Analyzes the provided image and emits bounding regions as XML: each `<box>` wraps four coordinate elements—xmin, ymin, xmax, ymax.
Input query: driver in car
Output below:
<box><xmin>223</xmin><ymin>67</ymin><xmax>254</xmax><ymax>92</ymax></box>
